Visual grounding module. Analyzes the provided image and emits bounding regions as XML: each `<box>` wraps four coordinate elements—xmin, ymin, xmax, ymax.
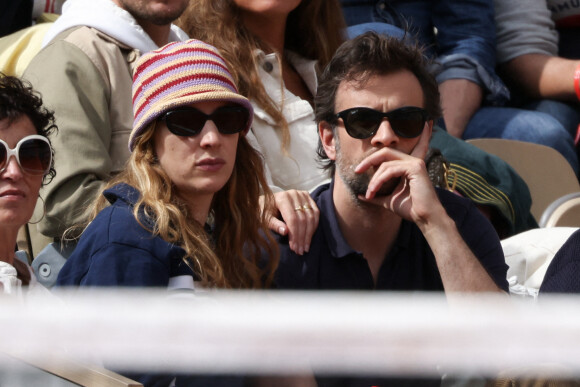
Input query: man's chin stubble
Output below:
<box><xmin>339</xmin><ymin>168</ymin><xmax>400</xmax><ymax>206</ymax></box>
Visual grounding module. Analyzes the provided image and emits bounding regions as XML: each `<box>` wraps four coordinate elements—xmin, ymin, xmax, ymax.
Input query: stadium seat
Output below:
<box><xmin>539</xmin><ymin>192</ymin><xmax>580</xmax><ymax>228</ymax></box>
<box><xmin>466</xmin><ymin>138</ymin><xmax>580</xmax><ymax>222</ymax></box>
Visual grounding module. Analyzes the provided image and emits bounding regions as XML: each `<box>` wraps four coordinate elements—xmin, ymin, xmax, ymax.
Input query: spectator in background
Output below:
<box><xmin>549</xmin><ymin>0</ymin><xmax>580</xmax><ymax>60</ymax></box>
<box><xmin>32</xmin><ymin>0</ymin><xmax>66</xmax><ymax>18</ymax></box>
<box><xmin>57</xmin><ymin>39</ymin><xmax>279</xmax><ymax>386</ymax></box>
<box><xmin>0</xmin><ymin>0</ymin><xmax>64</xmax><ymax>38</ymax></box>
<box><xmin>22</xmin><ymin>0</ymin><xmax>189</xmax><ymax>256</ymax></box>
<box><xmin>0</xmin><ymin>74</ymin><xmax>55</xmax><ymax>294</ymax></box>
<box><xmin>0</xmin><ymin>0</ymin><xmax>34</xmax><ymax>38</ymax></box>
<box><xmin>0</xmin><ymin>0</ymin><xmax>63</xmax><ymax>78</ymax></box>
<box><xmin>340</xmin><ymin>0</ymin><xmax>580</xmax><ymax>176</ymax></box>
<box><xmin>179</xmin><ymin>0</ymin><xmax>346</xmax><ymax>255</ymax></box>
<box><xmin>495</xmin><ymin>0</ymin><xmax>580</xmax><ymax>155</ymax></box>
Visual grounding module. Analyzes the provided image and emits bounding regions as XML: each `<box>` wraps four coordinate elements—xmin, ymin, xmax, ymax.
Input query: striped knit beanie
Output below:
<box><xmin>130</xmin><ymin>39</ymin><xmax>253</xmax><ymax>151</ymax></box>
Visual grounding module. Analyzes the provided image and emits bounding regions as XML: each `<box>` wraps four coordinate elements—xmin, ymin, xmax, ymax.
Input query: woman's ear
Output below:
<box><xmin>319</xmin><ymin>121</ymin><xmax>336</xmax><ymax>161</ymax></box>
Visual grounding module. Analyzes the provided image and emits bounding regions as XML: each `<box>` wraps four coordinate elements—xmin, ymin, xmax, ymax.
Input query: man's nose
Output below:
<box><xmin>370</xmin><ymin>119</ymin><xmax>399</xmax><ymax>147</ymax></box>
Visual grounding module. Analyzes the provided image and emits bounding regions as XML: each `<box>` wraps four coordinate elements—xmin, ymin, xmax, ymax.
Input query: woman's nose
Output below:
<box><xmin>1</xmin><ymin>156</ymin><xmax>23</xmax><ymax>180</ymax></box>
<box><xmin>199</xmin><ymin>120</ymin><xmax>222</xmax><ymax>147</ymax></box>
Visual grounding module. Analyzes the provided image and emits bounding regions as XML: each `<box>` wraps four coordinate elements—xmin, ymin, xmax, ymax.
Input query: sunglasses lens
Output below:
<box><xmin>339</xmin><ymin>108</ymin><xmax>426</xmax><ymax>139</ymax></box>
<box><xmin>389</xmin><ymin>110</ymin><xmax>426</xmax><ymax>138</ymax></box>
<box><xmin>19</xmin><ymin>138</ymin><xmax>51</xmax><ymax>175</ymax></box>
<box><xmin>344</xmin><ymin>109</ymin><xmax>381</xmax><ymax>139</ymax></box>
<box><xmin>164</xmin><ymin>106</ymin><xmax>249</xmax><ymax>136</ymax></box>
<box><xmin>211</xmin><ymin>106</ymin><xmax>249</xmax><ymax>134</ymax></box>
<box><xmin>165</xmin><ymin>110</ymin><xmax>205</xmax><ymax>136</ymax></box>
<box><xmin>0</xmin><ymin>143</ymin><xmax>6</xmax><ymax>171</ymax></box>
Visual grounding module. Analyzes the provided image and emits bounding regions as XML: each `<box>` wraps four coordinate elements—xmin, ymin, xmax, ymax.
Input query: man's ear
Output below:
<box><xmin>319</xmin><ymin>121</ymin><xmax>336</xmax><ymax>161</ymax></box>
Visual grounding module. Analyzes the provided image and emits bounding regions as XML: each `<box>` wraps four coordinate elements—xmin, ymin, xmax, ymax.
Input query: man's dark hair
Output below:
<box><xmin>314</xmin><ymin>31</ymin><xmax>441</xmax><ymax>175</ymax></box>
<box><xmin>0</xmin><ymin>73</ymin><xmax>57</xmax><ymax>184</ymax></box>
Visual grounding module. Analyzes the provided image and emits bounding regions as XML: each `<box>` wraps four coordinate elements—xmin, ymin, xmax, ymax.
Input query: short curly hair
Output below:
<box><xmin>0</xmin><ymin>73</ymin><xmax>57</xmax><ymax>184</ymax></box>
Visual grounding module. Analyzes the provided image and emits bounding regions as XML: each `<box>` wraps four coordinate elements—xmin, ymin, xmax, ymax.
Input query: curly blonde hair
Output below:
<box><xmin>178</xmin><ymin>0</ymin><xmax>346</xmax><ymax>152</ymax></box>
<box><xmin>79</xmin><ymin>123</ymin><xmax>279</xmax><ymax>289</ymax></box>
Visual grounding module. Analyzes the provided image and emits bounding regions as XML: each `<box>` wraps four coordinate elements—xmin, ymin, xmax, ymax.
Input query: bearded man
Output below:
<box><xmin>276</xmin><ymin>30</ymin><xmax>510</xmax><ymax>288</ymax></box>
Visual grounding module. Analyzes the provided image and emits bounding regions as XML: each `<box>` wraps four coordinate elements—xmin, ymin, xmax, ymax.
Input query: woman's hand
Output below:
<box><xmin>262</xmin><ymin>190</ymin><xmax>319</xmax><ymax>255</ymax></box>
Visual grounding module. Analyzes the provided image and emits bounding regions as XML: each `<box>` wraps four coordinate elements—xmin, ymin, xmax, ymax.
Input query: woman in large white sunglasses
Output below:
<box><xmin>0</xmin><ymin>73</ymin><xmax>55</xmax><ymax>294</ymax></box>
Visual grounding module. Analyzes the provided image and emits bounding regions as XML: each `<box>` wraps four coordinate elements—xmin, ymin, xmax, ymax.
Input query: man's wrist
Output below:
<box><xmin>415</xmin><ymin>203</ymin><xmax>453</xmax><ymax>232</ymax></box>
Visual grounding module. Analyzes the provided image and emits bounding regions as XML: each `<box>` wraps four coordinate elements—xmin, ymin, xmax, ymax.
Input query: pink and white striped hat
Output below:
<box><xmin>130</xmin><ymin>39</ymin><xmax>253</xmax><ymax>151</ymax></box>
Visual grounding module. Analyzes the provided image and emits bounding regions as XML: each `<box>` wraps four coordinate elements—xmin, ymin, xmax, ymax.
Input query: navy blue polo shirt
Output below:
<box><xmin>275</xmin><ymin>180</ymin><xmax>509</xmax><ymax>292</ymax></box>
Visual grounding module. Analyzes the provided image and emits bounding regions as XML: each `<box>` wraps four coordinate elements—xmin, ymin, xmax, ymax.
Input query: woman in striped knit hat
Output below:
<box><xmin>57</xmin><ymin>41</ymin><xmax>278</xmax><ymax>292</ymax></box>
<box><xmin>56</xmin><ymin>37</ymin><xmax>280</xmax><ymax>385</ymax></box>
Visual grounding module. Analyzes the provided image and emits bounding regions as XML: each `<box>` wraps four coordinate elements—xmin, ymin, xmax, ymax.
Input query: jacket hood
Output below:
<box><xmin>103</xmin><ymin>183</ymin><xmax>140</xmax><ymax>207</ymax></box>
<box><xmin>42</xmin><ymin>0</ymin><xmax>189</xmax><ymax>52</ymax></box>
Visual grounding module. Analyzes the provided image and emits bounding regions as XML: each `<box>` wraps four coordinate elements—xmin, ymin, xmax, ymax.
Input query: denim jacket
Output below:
<box><xmin>341</xmin><ymin>0</ymin><xmax>509</xmax><ymax>105</ymax></box>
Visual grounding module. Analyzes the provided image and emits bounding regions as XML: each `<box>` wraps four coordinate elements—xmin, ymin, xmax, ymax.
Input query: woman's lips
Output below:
<box><xmin>0</xmin><ymin>188</ymin><xmax>25</xmax><ymax>200</ymax></box>
<box><xmin>196</xmin><ymin>158</ymin><xmax>226</xmax><ymax>172</ymax></box>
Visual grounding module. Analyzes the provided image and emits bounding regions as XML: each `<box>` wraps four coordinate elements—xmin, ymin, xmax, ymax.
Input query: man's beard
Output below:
<box><xmin>118</xmin><ymin>0</ymin><xmax>188</xmax><ymax>26</ymax></box>
<box><xmin>335</xmin><ymin>142</ymin><xmax>400</xmax><ymax>201</ymax></box>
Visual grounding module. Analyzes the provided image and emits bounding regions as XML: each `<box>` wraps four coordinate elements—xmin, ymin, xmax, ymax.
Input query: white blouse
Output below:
<box><xmin>245</xmin><ymin>50</ymin><xmax>330</xmax><ymax>193</ymax></box>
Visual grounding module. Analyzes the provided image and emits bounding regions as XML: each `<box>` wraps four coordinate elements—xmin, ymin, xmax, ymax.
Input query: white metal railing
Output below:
<box><xmin>1</xmin><ymin>290</ymin><xmax>579</xmax><ymax>378</ymax></box>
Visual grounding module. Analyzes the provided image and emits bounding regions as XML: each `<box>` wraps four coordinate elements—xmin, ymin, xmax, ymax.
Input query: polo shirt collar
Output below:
<box><xmin>316</xmin><ymin>179</ymin><xmax>414</xmax><ymax>260</ymax></box>
<box><xmin>316</xmin><ymin>180</ymin><xmax>361</xmax><ymax>259</ymax></box>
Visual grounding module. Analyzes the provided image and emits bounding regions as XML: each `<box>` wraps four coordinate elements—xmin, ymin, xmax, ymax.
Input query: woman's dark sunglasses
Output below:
<box><xmin>335</xmin><ymin>106</ymin><xmax>429</xmax><ymax>139</ymax></box>
<box><xmin>0</xmin><ymin>135</ymin><xmax>52</xmax><ymax>176</ymax></box>
<box><xmin>160</xmin><ymin>105</ymin><xmax>250</xmax><ymax>137</ymax></box>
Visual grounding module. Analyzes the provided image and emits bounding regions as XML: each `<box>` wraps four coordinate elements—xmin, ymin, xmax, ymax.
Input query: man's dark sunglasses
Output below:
<box><xmin>335</xmin><ymin>106</ymin><xmax>429</xmax><ymax>139</ymax></box>
<box><xmin>160</xmin><ymin>105</ymin><xmax>250</xmax><ymax>137</ymax></box>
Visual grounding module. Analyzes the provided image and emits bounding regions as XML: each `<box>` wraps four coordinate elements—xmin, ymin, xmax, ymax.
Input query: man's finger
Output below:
<box><xmin>410</xmin><ymin>121</ymin><xmax>432</xmax><ymax>159</ymax></box>
<box><xmin>355</xmin><ymin>147</ymin><xmax>405</xmax><ymax>174</ymax></box>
